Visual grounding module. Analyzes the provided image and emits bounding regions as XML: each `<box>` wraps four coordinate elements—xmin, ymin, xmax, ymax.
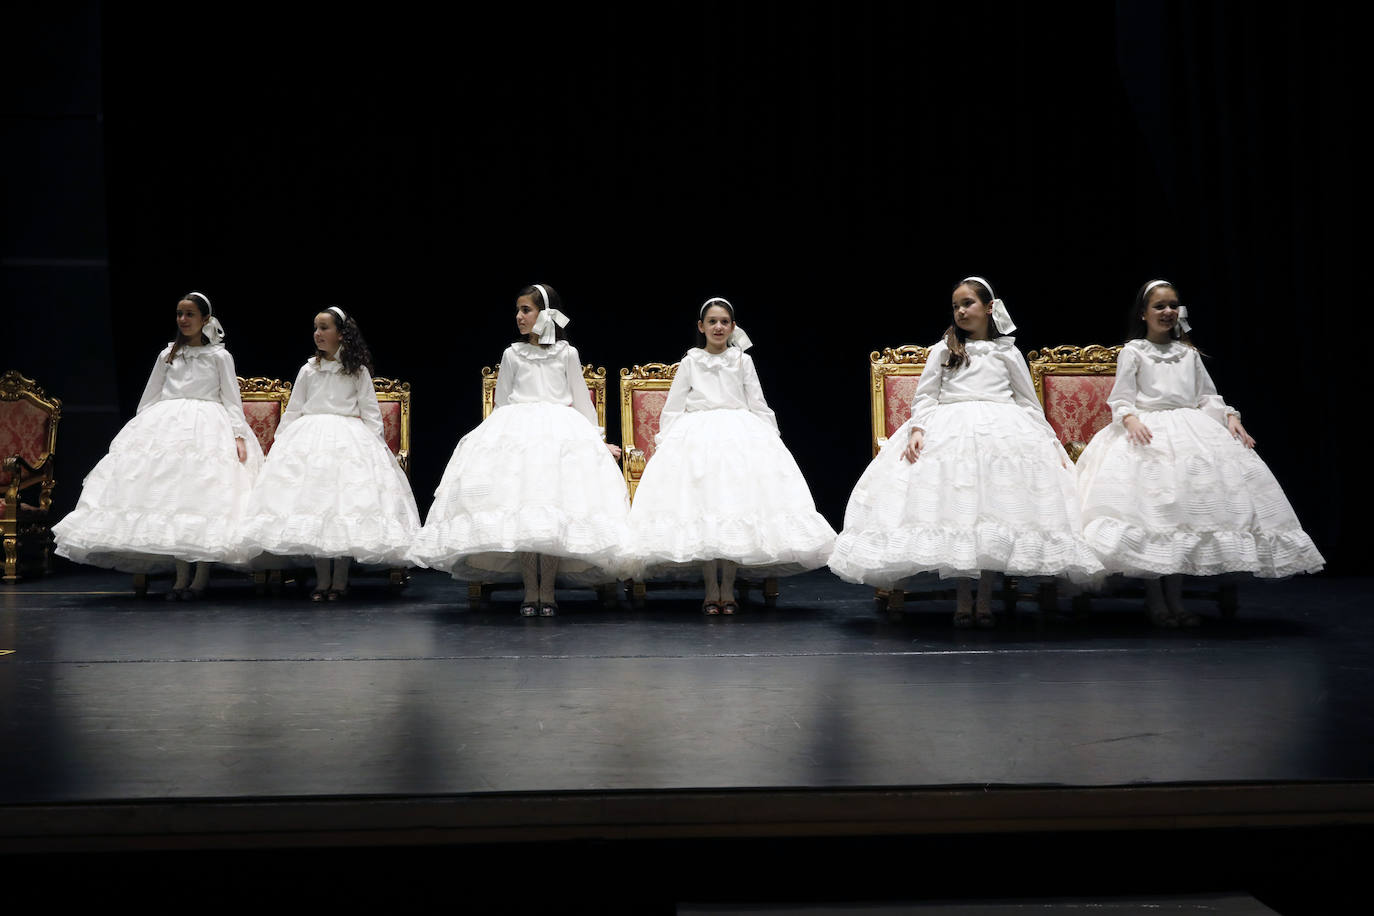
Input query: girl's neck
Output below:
<box><xmin>703</xmin><ymin>341</ymin><xmax>729</xmax><ymax>355</ymax></box>
<box><xmin>185</xmin><ymin>334</ymin><xmax>204</xmax><ymax>347</ymax></box>
<box><xmin>526</xmin><ymin>333</ymin><xmax>548</xmax><ymax>347</ymax></box>
<box><xmin>320</xmin><ymin>348</ymin><xmax>339</xmax><ymax>361</ymax></box>
<box><xmin>966</xmin><ymin>326</ymin><xmax>992</xmax><ymax>342</ymax></box>
<box><xmin>1145</xmin><ymin>331</ymin><xmax>1173</xmax><ymax>345</ymax></box>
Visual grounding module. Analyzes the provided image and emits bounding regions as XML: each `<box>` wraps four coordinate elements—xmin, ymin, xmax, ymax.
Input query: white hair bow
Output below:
<box><xmin>530</xmin><ymin>284</ymin><xmax>569</xmax><ymax>344</ymax></box>
<box><xmin>962</xmin><ymin>276</ymin><xmax>1015</xmax><ymax>335</ymax></box>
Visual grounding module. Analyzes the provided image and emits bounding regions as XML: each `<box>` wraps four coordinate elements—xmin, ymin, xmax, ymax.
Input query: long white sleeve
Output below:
<box><xmin>135</xmin><ymin>350</ymin><xmax>171</xmax><ymax>414</ymax></box>
<box><xmin>277</xmin><ymin>364</ymin><xmax>312</xmax><ymax>436</ymax></box>
<box><xmin>493</xmin><ymin>348</ymin><xmax>515</xmax><ymax>409</ymax></box>
<box><xmin>740</xmin><ymin>354</ymin><xmax>779</xmax><ymax>435</ymax></box>
<box><xmin>1004</xmin><ymin>346</ymin><xmax>1060</xmax><ymax>444</ymax></box>
<box><xmin>215</xmin><ymin>349</ymin><xmax>250</xmax><ymax>439</ymax></box>
<box><xmin>1194</xmin><ymin>354</ymin><xmax>1239</xmax><ymax>427</ymax></box>
<box><xmin>654</xmin><ymin>357</ymin><xmax>693</xmax><ymax>444</ymax></box>
<box><xmin>565</xmin><ymin>348</ymin><xmax>601</xmax><ymax>430</ymax></box>
<box><xmin>356</xmin><ymin>366</ymin><xmax>386</xmax><ymax>442</ymax></box>
<box><xmin>1107</xmin><ymin>345</ymin><xmax>1142</xmax><ymax>425</ymax></box>
<box><xmin>908</xmin><ymin>343</ymin><xmax>945</xmax><ymax>433</ymax></box>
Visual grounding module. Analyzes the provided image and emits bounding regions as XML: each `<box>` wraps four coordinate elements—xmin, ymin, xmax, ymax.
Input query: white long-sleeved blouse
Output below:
<box><xmin>655</xmin><ymin>346</ymin><xmax>778</xmax><ymax>445</ymax></box>
<box><xmin>137</xmin><ymin>342</ymin><xmax>250</xmax><ymax>439</ymax></box>
<box><xmin>1107</xmin><ymin>339</ymin><xmax>1239</xmax><ymax>426</ymax></box>
<box><xmin>908</xmin><ymin>337</ymin><xmax>1058</xmax><ymax>445</ymax></box>
<box><xmin>494</xmin><ymin>341</ymin><xmax>600</xmax><ymax>430</ymax></box>
<box><xmin>278</xmin><ymin>357</ymin><xmax>386</xmax><ymax>443</ymax></box>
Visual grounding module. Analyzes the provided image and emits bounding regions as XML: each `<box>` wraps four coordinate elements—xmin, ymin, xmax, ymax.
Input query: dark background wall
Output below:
<box><xmin>4</xmin><ymin>2</ymin><xmax>1360</xmax><ymax>571</ymax></box>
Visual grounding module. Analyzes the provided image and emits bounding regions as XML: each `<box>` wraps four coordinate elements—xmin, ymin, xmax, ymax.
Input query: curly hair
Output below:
<box><xmin>314</xmin><ymin>307</ymin><xmax>375</xmax><ymax>375</ymax></box>
<box><xmin>942</xmin><ymin>278</ymin><xmax>994</xmax><ymax>371</ymax></box>
<box><xmin>167</xmin><ymin>293</ymin><xmax>211</xmax><ymax>364</ymax></box>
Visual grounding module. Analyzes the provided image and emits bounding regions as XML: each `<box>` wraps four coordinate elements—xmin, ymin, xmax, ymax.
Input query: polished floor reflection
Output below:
<box><xmin>3</xmin><ymin>567</ymin><xmax>1371</xmax><ymax>804</ymax></box>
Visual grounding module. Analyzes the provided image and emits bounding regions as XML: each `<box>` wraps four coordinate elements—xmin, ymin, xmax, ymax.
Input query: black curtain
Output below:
<box><xmin>94</xmin><ymin>1</ymin><xmax>1358</xmax><ymax>569</ymax></box>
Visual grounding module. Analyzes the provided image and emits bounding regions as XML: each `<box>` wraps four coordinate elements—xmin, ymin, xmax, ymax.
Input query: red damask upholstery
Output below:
<box><xmin>379</xmin><ymin>401</ymin><xmax>402</xmax><ymax>455</ymax></box>
<box><xmin>0</xmin><ymin>398</ymin><xmax>50</xmax><ymax>486</ymax></box>
<box><xmin>1042</xmin><ymin>375</ymin><xmax>1115</xmax><ymax>451</ymax></box>
<box><xmin>883</xmin><ymin>375</ymin><xmax>921</xmax><ymax>438</ymax></box>
<box><xmin>631</xmin><ymin>389</ymin><xmax>669</xmax><ymax>463</ymax></box>
<box><xmin>241</xmin><ymin>400</ymin><xmax>283</xmax><ymax>455</ymax></box>
<box><xmin>1026</xmin><ymin>345</ymin><xmax>1123</xmax><ymax>462</ymax></box>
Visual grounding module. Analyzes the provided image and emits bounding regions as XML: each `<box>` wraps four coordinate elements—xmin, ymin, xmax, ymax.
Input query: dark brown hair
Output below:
<box><xmin>1128</xmin><ymin>280</ymin><xmax>1197</xmax><ymax>349</ymax></box>
<box><xmin>515</xmin><ymin>284</ymin><xmax>568</xmax><ymax>343</ymax></box>
<box><xmin>167</xmin><ymin>294</ymin><xmax>211</xmax><ymax>364</ymax></box>
<box><xmin>942</xmin><ymin>278</ymin><xmax>994</xmax><ymax>371</ymax></box>
<box><xmin>314</xmin><ymin>307</ymin><xmax>375</xmax><ymax>375</ymax></box>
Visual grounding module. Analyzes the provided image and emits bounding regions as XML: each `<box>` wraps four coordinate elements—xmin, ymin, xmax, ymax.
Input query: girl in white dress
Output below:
<box><xmin>626</xmin><ymin>298</ymin><xmax>836</xmax><ymax>615</ymax></box>
<box><xmin>1075</xmin><ymin>279</ymin><xmax>1324</xmax><ymax>626</ymax></box>
<box><xmin>829</xmin><ymin>277</ymin><xmax>1102</xmax><ymax>627</ymax></box>
<box><xmin>410</xmin><ymin>284</ymin><xmax>629</xmax><ymax>616</ymax></box>
<box><xmin>237</xmin><ymin>306</ymin><xmax>420</xmax><ymax>601</ymax></box>
<box><xmin>53</xmin><ymin>292</ymin><xmax>264</xmax><ymax>598</ymax></box>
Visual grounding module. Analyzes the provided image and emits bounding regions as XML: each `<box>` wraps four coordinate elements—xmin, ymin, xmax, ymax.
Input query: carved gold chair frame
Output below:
<box><xmin>2</xmin><ymin>370</ymin><xmax>62</xmax><ymax>582</ymax></box>
<box><xmin>1026</xmin><ymin>344</ymin><xmax>1123</xmax><ymax>463</ymax></box>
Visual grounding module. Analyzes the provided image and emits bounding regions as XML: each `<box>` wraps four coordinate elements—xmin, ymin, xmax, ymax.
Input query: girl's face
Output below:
<box><xmin>314</xmin><ymin>312</ymin><xmax>342</xmax><ymax>357</ymax></box>
<box><xmin>515</xmin><ymin>294</ymin><xmax>541</xmax><ymax>340</ymax></box>
<box><xmin>951</xmin><ymin>284</ymin><xmax>992</xmax><ymax>338</ymax></box>
<box><xmin>1142</xmin><ymin>286</ymin><xmax>1181</xmax><ymax>340</ymax></box>
<box><xmin>176</xmin><ymin>300</ymin><xmax>207</xmax><ymax>342</ymax></box>
<box><xmin>698</xmin><ymin>305</ymin><xmax>735</xmax><ymax>353</ymax></box>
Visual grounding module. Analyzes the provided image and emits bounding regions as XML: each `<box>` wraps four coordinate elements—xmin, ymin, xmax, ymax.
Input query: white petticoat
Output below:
<box><xmin>829</xmin><ymin>400</ymin><xmax>1104</xmax><ymax>588</ymax></box>
<box><xmin>53</xmin><ymin>398</ymin><xmax>265</xmax><ymax>573</ymax></box>
<box><xmin>1075</xmin><ymin>408</ymin><xmax>1324</xmax><ymax>578</ymax></box>
<box><xmin>625</xmin><ymin>408</ymin><xmax>836</xmax><ymax>577</ymax></box>
<box><xmin>410</xmin><ymin>402</ymin><xmax>631</xmax><ymax>583</ymax></box>
<box><xmin>236</xmin><ymin>414</ymin><xmax>420</xmax><ymax>566</ymax></box>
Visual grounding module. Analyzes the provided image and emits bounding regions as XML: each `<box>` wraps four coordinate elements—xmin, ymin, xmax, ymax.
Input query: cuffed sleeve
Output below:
<box><xmin>740</xmin><ymin>354</ymin><xmax>779</xmax><ymax>435</ymax></box>
<box><xmin>277</xmin><ymin>364</ymin><xmax>311</xmax><ymax>436</ymax></box>
<box><xmin>1194</xmin><ymin>353</ymin><xmax>1240</xmax><ymax>427</ymax></box>
<box><xmin>908</xmin><ymin>343</ymin><xmax>945</xmax><ymax>432</ymax></box>
<box><xmin>357</xmin><ymin>366</ymin><xmax>386</xmax><ymax>442</ymax></box>
<box><xmin>215</xmin><ymin>350</ymin><xmax>250</xmax><ymax>439</ymax></box>
<box><xmin>654</xmin><ymin>357</ymin><xmax>692</xmax><ymax>445</ymax></box>
<box><xmin>493</xmin><ymin>348</ymin><xmax>515</xmax><ymax>409</ymax></box>
<box><xmin>136</xmin><ymin>350</ymin><xmax>171</xmax><ymax>414</ymax></box>
<box><xmin>565</xmin><ymin>347</ymin><xmax>600</xmax><ymax>429</ymax></box>
<box><xmin>1108</xmin><ymin>345</ymin><xmax>1142</xmax><ymax>425</ymax></box>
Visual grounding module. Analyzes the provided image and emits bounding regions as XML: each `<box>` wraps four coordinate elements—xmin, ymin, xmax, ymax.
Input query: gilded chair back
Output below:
<box><xmin>617</xmin><ymin>363</ymin><xmax>679</xmax><ymax>500</ymax></box>
<box><xmin>373</xmin><ymin>377</ymin><xmax>412</xmax><ymax>476</ymax></box>
<box><xmin>238</xmin><ymin>377</ymin><xmax>293</xmax><ymax>456</ymax></box>
<box><xmin>1027</xmin><ymin>344</ymin><xmax>1123</xmax><ymax>462</ymax></box>
<box><xmin>868</xmin><ymin>346</ymin><xmax>930</xmax><ymax>457</ymax></box>
<box><xmin>2</xmin><ymin>370</ymin><xmax>62</xmax><ymax>581</ymax></box>
<box><xmin>480</xmin><ymin>365</ymin><xmax>607</xmax><ymax>428</ymax></box>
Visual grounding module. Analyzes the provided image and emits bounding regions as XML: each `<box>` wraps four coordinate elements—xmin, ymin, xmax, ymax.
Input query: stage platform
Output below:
<box><xmin>2</xmin><ymin>567</ymin><xmax>1370</xmax><ymax>912</ymax></box>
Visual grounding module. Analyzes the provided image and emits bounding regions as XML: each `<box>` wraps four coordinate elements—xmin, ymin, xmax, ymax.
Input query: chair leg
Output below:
<box><xmin>2</xmin><ymin>533</ymin><xmax>17</xmax><ymax>582</ymax></box>
<box><xmin>132</xmin><ymin>573</ymin><xmax>148</xmax><ymax>598</ymax></box>
<box><xmin>764</xmin><ymin>577</ymin><xmax>779</xmax><ymax>608</ymax></box>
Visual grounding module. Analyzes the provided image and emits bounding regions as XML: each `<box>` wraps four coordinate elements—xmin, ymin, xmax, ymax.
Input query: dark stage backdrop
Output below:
<box><xmin>6</xmin><ymin>2</ymin><xmax>1359</xmax><ymax>569</ymax></box>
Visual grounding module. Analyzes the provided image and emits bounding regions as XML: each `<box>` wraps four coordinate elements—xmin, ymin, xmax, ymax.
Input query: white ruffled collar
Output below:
<box><xmin>313</xmin><ymin>354</ymin><xmax>345</xmax><ymax>373</ymax></box>
<box><xmin>166</xmin><ymin>341</ymin><xmax>225</xmax><ymax>361</ymax></box>
<box><xmin>1131</xmin><ymin>338</ymin><xmax>1189</xmax><ymax>364</ymax></box>
<box><xmin>511</xmin><ymin>340</ymin><xmax>569</xmax><ymax>361</ymax></box>
<box><xmin>965</xmin><ymin>335</ymin><xmax>1015</xmax><ymax>351</ymax></box>
<box><xmin>690</xmin><ymin>346</ymin><xmax>743</xmax><ymax>370</ymax></box>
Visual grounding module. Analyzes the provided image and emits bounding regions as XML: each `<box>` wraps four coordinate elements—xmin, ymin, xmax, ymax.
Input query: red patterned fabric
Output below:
<box><xmin>631</xmin><ymin>389</ymin><xmax>669</xmax><ymax>460</ymax></box>
<box><xmin>380</xmin><ymin>402</ymin><xmax>402</xmax><ymax>455</ymax></box>
<box><xmin>0</xmin><ymin>400</ymin><xmax>52</xmax><ymax>486</ymax></box>
<box><xmin>242</xmin><ymin>400</ymin><xmax>282</xmax><ymax>455</ymax></box>
<box><xmin>1043</xmin><ymin>374</ymin><xmax>1116</xmax><ymax>446</ymax></box>
<box><xmin>883</xmin><ymin>374</ymin><xmax>921</xmax><ymax>435</ymax></box>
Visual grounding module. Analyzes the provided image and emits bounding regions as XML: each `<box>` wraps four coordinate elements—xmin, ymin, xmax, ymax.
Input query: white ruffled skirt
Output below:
<box><xmin>410</xmin><ymin>402</ymin><xmax>631</xmax><ymax>583</ymax></box>
<box><xmin>1075</xmin><ymin>408</ymin><xmax>1324</xmax><ymax>578</ymax></box>
<box><xmin>829</xmin><ymin>400</ymin><xmax>1104</xmax><ymax>588</ymax></box>
<box><xmin>53</xmin><ymin>398</ymin><xmax>265</xmax><ymax>572</ymax></box>
<box><xmin>625</xmin><ymin>408</ymin><xmax>836</xmax><ymax>577</ymax></box>
<box><xmin>236</xmin><ymin>414</ymin><xmax>420</xmax><ymax>566</ymax></box>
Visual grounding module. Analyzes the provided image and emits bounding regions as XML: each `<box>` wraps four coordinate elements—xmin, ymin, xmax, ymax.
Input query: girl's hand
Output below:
<box><xmin>903</xmin><ymin>428</ymin><xmax>924</xmax><ymax>464</ymax></box>
<box><xmin>235</xmin><ymin>437</ymin><xmax>248</xmax><ymax>464</ymax></box>
<box><xmin>1228</xmin><ymin>415</ymin><xmax>1255</xmax><ymax>449</ymax></box>
<box><xmin>1123</xmin><ymin>415</ymin><xmax>1152</xmax><ymax>446</ymax></box>
<box><xmin>607</xmin><ymin>443</ymin><xmax>622</xmax><ymax>461</ymax></box>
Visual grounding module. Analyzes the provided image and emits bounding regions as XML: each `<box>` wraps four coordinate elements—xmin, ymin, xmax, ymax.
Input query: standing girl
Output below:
<box><xmin>237</xmin><ymin>306</ymin><xmax>420</xmax><ymax>600</ymax></box>
<box><xmin>625</xmin><ymin>297</ymin><xmax>836</xmax><ymax>614</ymax></box>
<box><xmin>53</xmin><ymin>292</ymin><xmax>263</xmax><ymax>597</ymax></box>
<box><xmin>1074</xmin><ymin>280</ymin><xmax>1324</xmax><ymax>625</ymax></box>
<box><xmin>410</xmin><ymin>284</ymin><xmax>629</xmax><ymax>616</ymax></box>
<box><xmin>829</xmin><ymin>277</ymin><xmax>1102</xmax><ymax>626</ymax></box>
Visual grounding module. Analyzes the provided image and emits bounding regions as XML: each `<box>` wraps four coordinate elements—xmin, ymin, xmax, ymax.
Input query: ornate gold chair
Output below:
<box><xmin>617</xmin><ymin>362</ymin><xmax>780</xmax><ymax>609</ymax></box>
<box><xmin>468</xmin><ymin>364</ymin><xmax>615</xmax><ymax>606</ymax></box>
<box><xmin>1</xmin><ymin>370</ymin><xmax>61</xmax><ymax>582</ymax></box>
<box><xmin>868</xmin><ymin>345</ymin><xmax>929</xmax><ymax>457</ymax></box>
<box><xmin>1026</xmin><ymin>344</ymin><xmax>1122</xmax><ymax>463</ymax></box>
<box><xmin>1027</xmin><ymin>344</ymin><xmax>1238</xmax><ymax>618</ymax></box>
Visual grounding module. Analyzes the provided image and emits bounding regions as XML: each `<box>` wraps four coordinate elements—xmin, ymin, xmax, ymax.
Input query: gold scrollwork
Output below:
<box><xmin>1026</xmin><ymin>343</ymin><xmax>1124</xmax><ymax>404</ymax></box>
<box><xmin>868</xmin><ymin>346</ymin><xmax>929</xmax><ymax>457</ymax></box>
<box><xmin>237</xmin><ymin>376</ymin><xmax>293</xmax><ymax>394</ymax></box>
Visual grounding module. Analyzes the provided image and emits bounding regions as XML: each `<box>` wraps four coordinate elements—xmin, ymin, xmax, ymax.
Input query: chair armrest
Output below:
<box><xmin>624</xmin><ymin>447</ymin><xmax>646</xmax><ymax>479</ymax></box>
<box><xmin>396</xmin><ymin>449</ymin><xmax>410</xmax><ymax>474</ymax></box>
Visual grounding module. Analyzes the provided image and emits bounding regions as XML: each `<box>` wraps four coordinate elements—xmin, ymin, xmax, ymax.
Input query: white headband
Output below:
<box><xmin>1143</xmin><ymin>280</ymin><xmax>1190</xmax><ymax>336</ymax></box>
<box><xmin>185</xmin><ymin>291</ymin><xmax>225</xmax><ymax>345</ymax></box>
<box><xmin>328</xmin><ymin>306</ymin><xmax>348</xmax><ymax>324</ymax></box>
<box><xmin>529</xmin><ymin>284</ymin><xmax>570</xmax><ymax>345</ymax></box>
<box><xmin>961</xmin><ymin>276</ymin><xmax>1015</xmax><ymax>335</ymax></box>
<box><xmin>699</xmin><ymin>297</ymin><xmax>753</xmax><ymax>351</ymax></box>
